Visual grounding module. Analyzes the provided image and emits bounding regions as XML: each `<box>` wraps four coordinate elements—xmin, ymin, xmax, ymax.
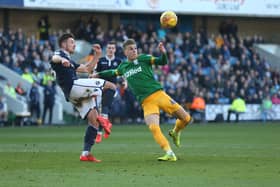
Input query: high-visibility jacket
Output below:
<box><xmin>230</xmin><ymin>98</ymin><xmax>246</xmax><ymax>112</ymax></box>
<box><xmin>190</xmin><ymin>97</ymin><xmax>206</xmax><ymax>110</ymax></box>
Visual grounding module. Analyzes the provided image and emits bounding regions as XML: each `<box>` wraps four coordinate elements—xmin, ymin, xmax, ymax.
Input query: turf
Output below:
<box><xmin>0</xmin><ymin>122</ymin><xmax>280</xmax><ymax>187</ymax></box>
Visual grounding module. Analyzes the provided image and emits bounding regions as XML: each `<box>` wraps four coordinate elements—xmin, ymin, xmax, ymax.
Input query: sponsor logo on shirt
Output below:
<box><xmin>124</xmin><ymin>66</ymin><xmax>142</xmax><ymax>78</ymax></box>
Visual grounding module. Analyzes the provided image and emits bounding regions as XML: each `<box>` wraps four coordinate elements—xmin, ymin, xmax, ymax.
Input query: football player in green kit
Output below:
<box><xmin>94</xmin><ymin>39</ymin><xmax>193</xmax><ymax>161</ymax></box>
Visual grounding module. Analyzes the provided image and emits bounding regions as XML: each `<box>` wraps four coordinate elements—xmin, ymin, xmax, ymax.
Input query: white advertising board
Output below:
<box><xmin>24</xmin><ymin>0</ymin><xmax>280</xmax><ymax>17</ymax></box>
<box><xmin>206</xmin><ymin>104</ymin><xmax>280</xmax><ymax>121</ymax></box>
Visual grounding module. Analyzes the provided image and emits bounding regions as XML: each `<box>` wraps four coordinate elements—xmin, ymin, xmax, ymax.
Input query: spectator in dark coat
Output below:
<box><xmin>38</xmin><ymin>15</ymin><xmax>50</xmax><ymax>41</ymax></box>
<box><xmin>42</xmin><ymin>80</ymin><xmax>56</xmax><ymax>125</ymax></box>
<box><xmin>29</xmin><ymin>82</ymin><xmax>41</xmax><ymax>125</ymax></box>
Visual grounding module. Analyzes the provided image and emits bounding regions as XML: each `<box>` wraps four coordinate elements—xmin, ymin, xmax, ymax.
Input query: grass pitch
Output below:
<box><xmin>0</xmin><ymin>122</ymin><xmax>280</xmax><ymax>187</ymax></box>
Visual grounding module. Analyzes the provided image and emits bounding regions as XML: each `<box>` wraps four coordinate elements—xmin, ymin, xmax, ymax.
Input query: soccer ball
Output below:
<box><xmin>160</xmin><ymin>10</ymin><xmax>178</xmax><ymax>28</ymax></box>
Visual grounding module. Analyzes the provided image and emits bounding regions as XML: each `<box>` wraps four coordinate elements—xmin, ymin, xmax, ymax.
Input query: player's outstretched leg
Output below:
<box><xmin>97</xmin><ymin>115</ymin><xmax>112</xmax><ymax>135</ymax></box>
<box><xmin>101</xmin><ymin>88</ymin><xmax>116</xmax><ymax>139</ymax></box>
<box><xmin>95</xmin><ymin>81</ymin><xmax>116</xmax><ymax>141</ymax></box>
<box><xmin>169</xmin><ymin>108</ymin><xmax>193</xmax><ymax>147</ymax></box>
<box><xmin>101</xmin><ymin>114</ymin><xmax>110</xmax><ymax>139</ymax></box>
<box><xmin>95</xmin><ymin>126</ymin><xmax>103</xmax><ymax>143</ymax></box>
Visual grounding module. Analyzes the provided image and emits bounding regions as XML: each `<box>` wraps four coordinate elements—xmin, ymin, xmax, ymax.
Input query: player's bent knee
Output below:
<box><xmin>182</xmin><ymin>115</ymin><xmax>191</xmax><ymax>124</ymax></box>
<box><xmin>174</xmin><ymin>108</ymin><xmax>190</xmax><ymax>122</ymax></box>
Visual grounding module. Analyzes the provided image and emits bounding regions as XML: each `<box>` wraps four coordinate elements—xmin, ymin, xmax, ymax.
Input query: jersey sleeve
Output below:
<box><xmin>98</xmin><ymin>62</ymin><xmax>125</xmax><ymax>78</ymax></box>
<box><xmin>54</xmin><ymin>50</ymin><xmax>62</xmax><ymax>56</ymax></box>
<box><xmin>139</xmin><ymin>53</ymin><xmax>168</xmax><ymax>66</ymax></box>
<box><xmin>98</xmin><ymin>69</ymin><xmax>120</xmax><ymax>78</ymax></box>
<box><xmin>52</xmin><ymin>49</ymin><xmax>80</xmax><ymax>69</ymax></box>
<box><xmin>50</xmin><ymin>50</ymin><xmax>61</xmax><ymax>64</ymax></box>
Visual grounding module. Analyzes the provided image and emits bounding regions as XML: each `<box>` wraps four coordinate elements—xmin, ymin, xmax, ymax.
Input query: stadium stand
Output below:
<box><xmin>0</xmin><ymin>63</ymin><xmax>63</xmax><ymax>125</ymax></box>
<box><xmin>1</xmin><ymin>12</ymin><xmax>280</xmax><ymax>124</ymax></box>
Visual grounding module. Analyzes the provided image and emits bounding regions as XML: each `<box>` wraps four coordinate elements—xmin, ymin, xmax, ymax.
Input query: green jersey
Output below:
<box><xmin>98</xmin><ymin>53</ymin><xmax>168</xmax><ymax>103</ymax></box>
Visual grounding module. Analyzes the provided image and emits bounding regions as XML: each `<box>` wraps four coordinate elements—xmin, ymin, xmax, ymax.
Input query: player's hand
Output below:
<box><xmin>158</xmin><ymin>42</ymin><xmax>166</xmax><ymax>53</ymax></box>
<box><xmin>92</xmin><ymin>44</ymin><xmax>102</xmax><ymax>58</ymax></box>
<box><xmin>89</xmin><ymin>73</ymin><xmax>99</xmax><ymax>78</ymax></box>
<box><xmin>61</xmin><ymin>58</ymin><xmax>71</xmax><ymax>67</ymax></box>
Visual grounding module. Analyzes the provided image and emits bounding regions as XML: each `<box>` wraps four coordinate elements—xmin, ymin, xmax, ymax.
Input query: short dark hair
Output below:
<box><xmin>58</xmin><ymin>33</ymin><xmax>74</xmax><ymax>47</ymax></box>
<box><xmin>123</xmin><ymin>39</ymin><xmax>136</xmax><ymax>49</ymax></box>
<box><xmin>107</xmin><ymin>41</ymin><xmax>116</xmax><ymax>46</ymax></box>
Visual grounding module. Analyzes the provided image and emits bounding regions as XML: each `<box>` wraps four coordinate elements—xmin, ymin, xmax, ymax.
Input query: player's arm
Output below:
<box><xmin>152</xmin><ymin>53</ymin><xmax>168</xmax><ymax>65</ymax></box>
<box><xmin>76</xmin><ymin>44</ymin><xmax>102</xmax><ymax>73</ymax></box>
<box><xmin>90</xmin><ymin>62</ymin><xmax>123</xmax><ymax>78</ymax></box>
<box><xmin>94</xmin><ymin>69</ymin><xmax>120</xmax><ymax>79</ymax></box>
<box><xmin>152</xmin><ymin>42</ymin><xmax>168</xmax><ymax>65</ymax></box>
<box><xmin>76</xmin><ymin>61</ymin><xmax>96</xmax><ymax>73</ymax></box>
<box><xmin>146</xmin><ymin>42</ymin><xmax>168</xmax><ymax>66</ymax></box>
<box><xmin>51</xmin><ymin>54</ymin><xmax>72</xmax><ymax>67</ymax></box>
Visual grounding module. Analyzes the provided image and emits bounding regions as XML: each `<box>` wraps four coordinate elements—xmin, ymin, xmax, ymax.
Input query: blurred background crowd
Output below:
<box><xmin>1</xmin><ymin>13</ymin><xmax>280</xmax><ymax>125</ymax></box>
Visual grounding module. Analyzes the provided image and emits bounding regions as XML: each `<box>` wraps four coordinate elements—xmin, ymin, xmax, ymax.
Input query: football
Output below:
<box><xmin>160</xmin><ymin>10</ymin><xmax>178</xmax><ymax>28</ymax></box>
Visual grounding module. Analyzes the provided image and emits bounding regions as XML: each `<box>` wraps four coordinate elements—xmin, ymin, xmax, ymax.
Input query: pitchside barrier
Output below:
<box><xmin>206</xmin><ymin>104</ymin><xmax>280</xmax><ymax>121</ymax></box>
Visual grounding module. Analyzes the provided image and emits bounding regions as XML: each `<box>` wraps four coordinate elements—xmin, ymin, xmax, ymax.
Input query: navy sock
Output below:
<box><xmin>98</xmin><ymin>125</ymin><xmax>103</xmax><ymax>131</ymax></box>
<box><xmin>102</xmin><ymin>106</ymin><xmax>110</xmax><ymax>116</ymax></box>
<box><xmin>102</xmin><ymin>89</ymin><xmax>116</xmax><ymax>113</ymax></box>
<box><xmin>83</xmin><ymin>125</ymin><xmax>98</xmax><ymax>151</ymax></box>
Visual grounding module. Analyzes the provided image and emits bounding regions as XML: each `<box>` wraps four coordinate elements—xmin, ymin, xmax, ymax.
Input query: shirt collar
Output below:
<box><xmin>106</xmin><ymin>55</ymin><xmax>115</xmax><ymax>61</ymax></box>
<box><xmin>62</xmin><ymin>49</ymin><xmax>71</xmax><ymax>59</ymax></box>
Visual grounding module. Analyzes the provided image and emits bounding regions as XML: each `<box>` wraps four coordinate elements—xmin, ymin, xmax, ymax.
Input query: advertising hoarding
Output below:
<box><xmin>23</xmin><ymin>0</ymin><xmax>280</xmax><ymax>17</ymax></box>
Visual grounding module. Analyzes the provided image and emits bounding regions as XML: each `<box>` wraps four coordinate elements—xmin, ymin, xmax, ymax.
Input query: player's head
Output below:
<box><xmin>106</xmin><ymin>41</ymin><xmax>116</xmax><ymax>58</ymax></box>
<box><xmin>58</xmin><ymin>33</ymin><xmax>76</xmax><ymax>54</ymax></box>
<box><xmin>123</xmin><ymin>39</ymin><xmax>138</xmax><ymax>61</ymax></box>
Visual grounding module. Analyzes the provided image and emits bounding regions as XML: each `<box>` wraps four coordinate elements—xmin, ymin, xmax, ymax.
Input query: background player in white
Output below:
<box><xmin>51</xmin><ymin>33</ymin><xmax>116</xmax><ymax>162</ymax></box>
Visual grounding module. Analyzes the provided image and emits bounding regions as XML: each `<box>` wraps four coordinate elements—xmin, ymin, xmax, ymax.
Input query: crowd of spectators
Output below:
<box><xmin>1</xmin><ymin>16</ymin><xmax>280</xmax><ymax>124</ymax></box>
